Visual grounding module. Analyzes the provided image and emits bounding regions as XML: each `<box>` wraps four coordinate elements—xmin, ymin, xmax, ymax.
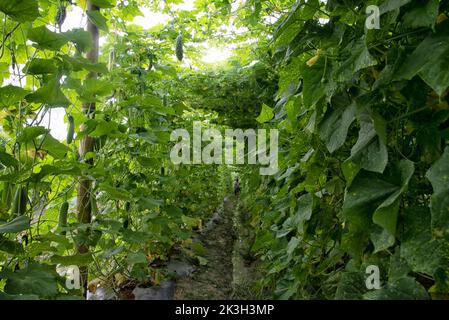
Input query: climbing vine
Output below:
<box><xmin>0</xmin><ymin>0</ymin><xmax>449</xmax><ymax>300</ymax></box>
<box><xmin>241</xmin><ymin>0</ymin><xmax>449</xmax><ymax>299</ymax></box>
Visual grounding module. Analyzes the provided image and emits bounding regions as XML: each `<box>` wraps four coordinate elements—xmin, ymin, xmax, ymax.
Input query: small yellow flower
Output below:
<box><xmin>306</xmin><ymin>49</ymin><xmax>323</xmax><ymax>67</ymax></box>
<box><xmin>306</xmin><ymin>55</ymin><xmax>320</xmax><ymax>67</ymax></box>
<box><xmin>437</xmin><ymin>14</ymin><xmax>448</xmax><ymax>24</ymax></box>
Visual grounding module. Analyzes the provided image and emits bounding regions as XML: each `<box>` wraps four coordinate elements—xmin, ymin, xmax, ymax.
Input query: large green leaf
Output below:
<box><xmin>426</xmin><ymin>146</ymin><xmax>449</xmax><ymax>239</ymax></box>
<box><xmin>0</xmin><ymin>0</ymin><xmax>39</xmax><ymax>22</ymax></box>
<box><xmin>26</xmin><ymin>78</ymin><xmax>71</xmax><ymax>107</ymax></box>
<box><xmin>24</xmin><ymin>165</ymin><xmax>80</xmax><ymax>183</ymax></box>
<box><xmin>0</xmin><ymin>150</ymin><xmax>18</xmax><ymax>168</ymax></box>
<box><xmin>337</xmin><ymin>38</ymin><xmax>377</xmax><ymax>82</ymax></box>
<box><xmin>0</xmin><ymin>236</ymin><xmax>25</xmax><ymax>255</ymax></box>
<box><xmin>255</xmin><ymin>104</ymin><xmax>274</xmax><ymax>123</ymax></box>
<box><xmin>372</xmin><ymin>160</ymin><xmax>414</xmax><ymax>236</ymax></box>
<box><xmin>126</xmin><ymin>251</ymin><xmax>147</xmax><ymax>265</ymax></box>
<box><xmin>51</xmin><ymin>253</ymin><xmax>93</xmax><ymax>266</ymax></box>
<box><xmin>402</xmin><ymin>0</ymin><xmax>439</xmax><ymax>29</ymax></box>
<box><xmin>100</xmin><ymin>184</ymin><xmax>131</xmax><ymax>201</ymax></box>
<box><xmin>138</xmin><ymin>197</ymin><xmax>163</xmax><ymax>210</ymax></box>
<box><xmin>87</xmin><ymin>10</ymin><xmax>109</xmax><ymax>32</ymax></box>
<box><xmin>281</xmin><ymin>193</ymin><xmax>313</xmax><ymax>236</ymax></box>
<box><xmin>319</xmin><ymin>102</ymin><xmax>357</xmax><ymax>153</ymax></box>
<box><xmin>27</xmin><ymin>27</ymin><xmax>69</xmax><ymax>51</ymax></box>
<box><xmin>343</xmin><ymin>171</ymin><xmax>397</xmax><ymax>226</ymax></box>
<box><xmin>379</xmin><ymin>0</ymin><xmax>411</xmax><ymax>14</ymax></box>
<box><xmin>335</xmin><ymin>271</ymin><xmax>367</xmax><ymax>299</ymax></box>
<box><xmin>17</xmin><ymin>126</ymin><xmax>49</xmax><ymax>143</ymax></box>
<box><xmin>63</xmin><ymin>55</ymin><xmax>108</xmax><ymax>74</ymax></box>
<box><xmin>300</xmin><ymin>57</ymin><xmax>333</xmax><ymax>107</ymax></box>
<box><xmin>344</xmin><ymin>160</ymin><xmax>414</xmax><ymax>252</ymax></box>
<box><xmin>37</xmin><ymin>135</ymin><xmax>71</xmax><ymax>159</ymax></box>
<box><xmin>363</xmin><ymin>277</ymin><xmax>429</xmax><ymax>300</ymax></box>
<box><xmin>77</xmin><ymin>79</ymin><xmax>114</xmax><ymax>103</ymax></box>
<box><xmin>0</xmin><ymin>215</ymin><xmax>29</xmax><ymax>234</ymax></box>
<box><xmin>395</xmin><ymin>21</ymin><xmax>449</xmax><ymax>96</ymax></box>
<box><xmin>0</xmin><ymin>85</ymin><xmax>29</xmax><ymax>107</ymax></box>
<box><xmin>348</xmin><ymin>111</ymin><xmax>388</xmax><ymax>174</ymax></box>
<box><xmin>400</xmin><ymin>207</ymin><xmax>449</xmax><ymax>278</ymax></box>
<box><xmin>25</xmin><ymin>59</ymin><xmax>58</xmax><ymax>75</ymax></box>
<box><xmin>64</xmin><ymin>29</ymin><xmax>93</xmax><ymax>53</ymax></box>
<box><xmin>1</xmin><ymin>262</ymin><xmax>58</xmax><ymax>297</ymax></box>
<box><xmin>274</xmin><ymin>0</ymin><xmax>304</xmax><ymax>47</ymax></box>
<box><xmin>91</xmin><ymin>0</ymin><xmax>116</xmax><ymax>8</ymax></box>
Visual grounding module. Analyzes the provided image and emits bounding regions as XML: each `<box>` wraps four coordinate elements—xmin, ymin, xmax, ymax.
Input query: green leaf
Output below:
<box><xmin>100</xmin><ymin>184</ymin><xmax>131</xmax><ymax>201</ymax></box>
<box><xmin>344</xmin><ymin>160</ymin><xmax>414</xmax><ymax>253</ymax></box>
<box><xmin>341</xmin><ymin>160</ymin><xmax>360</xmax><ymax>187</ymax></box>
<box><xmin>337</xmin><ymin>38</ymin><xmax>377</xmax><ymax>82</ymax></box>
<box><xmin>255</xmin><ymin>104</ymin><xmax>274</xmax><ymax>123</ymax></box>
<box><xmin>402</xmin><ymin>0</ymin><xmax>439</xmax><ymax>29</ymax></box>
<box><xmin>138</xmin><ymin>197</ymin><xmax>163</xmax><ymax>210</ymax></box>
<box><xmin>395</xmin><ymin>22</ymin><xmax>449</xmax><ymax>96</ymax></box>
<box><xmin>426</xmin><ymin>146</ymin><xmax>449</xmax><ymax>238</ymax></box>
<box><xmin>26</xmin><ymin>78</ymin><xmax>71</xmax><ymax>107</ymax></box>
<box><xmin>400</xmin><ymin>207</ymin><xmax>449</xmax><ymax>277</ymax></box>
<box><xmin>0</xmin><ymin>236</ymin><xmax>25</xmax><ymax>255</ymax></box>
<box><xmin>87</xmin><ymin>10</ymin><xmax>109</xmax><ymax>32</ymax></box>
<box><xmin>281</xmin><ymin>193</ymin><xmax>313</xmax><ymax>235</ymax></box>
<box><xmin>64</xmin><ymin>29</ymin><xmax>93</xmax><ymax>53</ymax></box>
<box><xmin>0</xmin><ymin>85</ymin><xmax>29</xmax><ymax>107</ymax></box>
<box><xmin>348</xmin><ymin>111</ymin><xmax>388</xmax><ymax>173</ymax></box>
<box><xmin>51</xmin><ymin>253</ymin><xmax>93</xmax><ymax>266</ymax></box>
<box><xmin>0</xmin><ymin>150</ymin><xmax>18</xmax><ymax>168</ymax></box>
<box><xmin>372</xmin><ymin>160</ymin><xmax>414</xmax><ymax>236</ymax></box>
<box><xmin>1</xmin><ymin>262</ymin><xmax>58</xmax><ymax>298</ymax></box>
<box><xmin>197</xmin><ymin>256</ymin><xmax>208</xmax><ymax>266</ymax></box>
<box><xmin>319</xmin><ymin>102</ymin><xmax>357</xmax><ymax>153</ymax></box>
<box><xmin>335</xmin><ymin>271</ymin><xmax>366</xmax><ymax>299</ymax></box>
<box><xmin>91</xmin><ymin>0</ymin><xmax>116</xmax><ymax>8</ymax></box>
<box><xmin>126</xmin><ymin>252</ymin><xmax>147</xmax><ymax>265</ymax></box>
<box><xmin>181</xmin><ymin>215</ymin><xmax>201</xmax><ymax>228</ymax></box>
<box><xmin>379</xmin><ymin>0</ymin><xmax>411</xmax><ymax>15</ymax></box>
<box><xmin>343</xmin><ymin>171</ymin><xmax>398</xmax><ymax>227</ymax></box>
<box><xmin>300</xmin><ymin>57</ymin><xmax>333</xmax><ymax>107</ymax></box>
<box><xmin>25</xmin><ymin>59</ymin><xmax>58</xmax><ymax>75</ymax></box>
<box><xmin>27</xmin><ymin>27</ymin><xmax>69</xmax><ymax>51</ymax></box>
<box><xmin>274</xmin><ymin>1</ymin><xmax>304</xmax><ymax>47</ymax></box>
<box><xmin>24</xmin><ymin>165</ymin><xmax>80</xmax><ymax>183</ymax></box>
<box><xmin>363</xmin><ymin>277</ymin><xmax>429</xmax><ymax>300</ymax></box>
<box><xmin>0</xmin><ymin>0</ymin><xmax>39</xmax><ymax>22</ymax></box>
<box><xmin>37</xmin><ymin>134</ymin><xmax>71</xmax><ymax>159</ymax></box>
<box><xmin>370</xmin><ymin>227</ymin><xmax>396</xmax><ymax>253</ymax></box>
<box><xmin>17</xmin><ymin>126</ymin><xmax>49</xmax><ymax>143</ymax></box>
<box><xmin>77</xmin><ymin>79</ymin><xmax>113</xmax><ymax>103</ymax></box>
<box><xmin>143</xmin><ymin>95</ymin><xmax>164</xmax><ymax>108</ymax></box>
<box><xmin>122</xmin><ymin>229</ymin><xmax>151</xmax><ymax>243</ymax></box>
<box><xmin>63</xmin><ymin>55</ymin><xmax>107</xmax><ymax>74</ymax></box>
<box><xmin>0</xmin><ymin>215</ymin><xmax>30</xmax><ymax>234</ymax></box>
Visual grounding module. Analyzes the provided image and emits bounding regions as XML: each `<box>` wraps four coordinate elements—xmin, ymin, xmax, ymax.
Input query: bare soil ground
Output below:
<box><xmin>174</xmin><ymin>196</ymin><xmax>236</xmax><ymax>300</ymax></box>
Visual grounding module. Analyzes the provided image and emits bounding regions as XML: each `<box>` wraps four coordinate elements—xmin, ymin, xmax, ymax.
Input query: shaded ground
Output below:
<box><xmin>174</xmin><ymin>196</ymin><xmax>236</xmax><ymax>299</ymax></box>
<box><xmin>88</xmin><ymin>195</ymin><xmax>261</xmax><ymax>300</ymax></box>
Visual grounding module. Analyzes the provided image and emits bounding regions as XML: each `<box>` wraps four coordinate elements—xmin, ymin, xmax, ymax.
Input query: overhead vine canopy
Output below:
<box><xmin>0</xmin><ymin>0</ymin><xmax>449</xmax><ymax>301</ymax></box>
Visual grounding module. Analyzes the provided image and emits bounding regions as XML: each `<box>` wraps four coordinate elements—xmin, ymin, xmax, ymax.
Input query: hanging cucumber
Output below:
<box><xmin>67</xmin><ymin>115</ymin><xmax>75</xmax><ymax>144</ymax></box>
<box><xmin>1</xmin><ymin>182</ymin><xmax>11</xmax><ymax>208</ymax></box>
<box><xmin>58</xmin><ymin>201</ymin><xmax>69</xmax><ymax>235</ymax></box>
<box><xmin>11</xmin><ymin>186</ymin><xmax>27</xmax><ymax>216</ymax></box>
<box><xmin>175</xmin><ymin>34</ymin><xmax>183</xmax><ymax>61</ymax></box>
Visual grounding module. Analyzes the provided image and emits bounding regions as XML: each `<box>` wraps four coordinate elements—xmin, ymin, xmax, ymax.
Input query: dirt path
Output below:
<box><xmin>174</xmin><ymin>196</ymin><xmax>236</xmax><ymax>300</ymax></box>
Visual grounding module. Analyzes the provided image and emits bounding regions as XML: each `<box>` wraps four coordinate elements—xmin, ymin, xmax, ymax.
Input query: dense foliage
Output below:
<box><xmin>0</xmin><ymin>0</ymin><xmax>449</xmax><ymax>300</ymax></box>
<box><xmin>241</xmin><ymin>0</ymin><xmax>449</xmax><ymax>299</ymax></box>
